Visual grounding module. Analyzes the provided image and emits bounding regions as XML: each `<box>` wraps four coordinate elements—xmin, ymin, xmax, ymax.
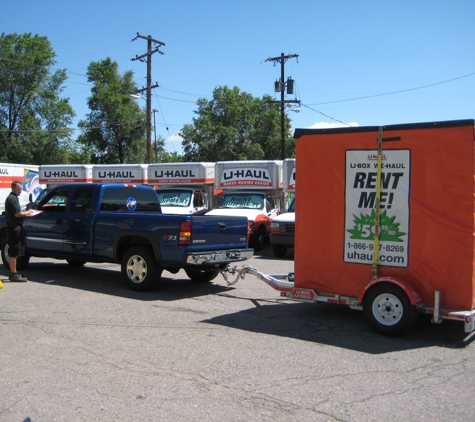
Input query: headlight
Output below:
<box><xmin>271</xmin><ymin>222</ymin><xmax>279</xmax><ymax>229</ymax></box>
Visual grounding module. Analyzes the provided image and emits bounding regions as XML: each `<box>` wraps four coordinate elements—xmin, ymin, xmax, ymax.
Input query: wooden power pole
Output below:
<box><xmin>266</xmin><ymin>53</ymin><xmax>299</xmax><ymax>160</ymax></box>
<box><xmin>131</xmin><ymin>33</ymin><xmax>165</xmax><ymax>164</ymax></box>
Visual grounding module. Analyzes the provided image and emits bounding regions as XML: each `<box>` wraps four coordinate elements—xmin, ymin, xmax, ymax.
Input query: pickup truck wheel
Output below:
<box><xmin>272</xmin><ymin>244</ymin><xmax>287</xmax><ymax>258</ymax></box>
<box><xmin>1</xmin><ymin>236</ymin><xmax>30</xmax><ymax>271</ymax></box>
<box><xmin>185</xmin><ymin>267</ymin><xmax>220</xmax><ymax>283</ymax></box>
<box><xmin>250</xmin><ymin>227</ymin><xmax>266</xmax><ymax>251</ymax></box>
<box><xmin>363</xmin><ymin>283</ymin><xmax>418</xmax><ymax>335</ymax></box>
<box><xmin>66</xmin><ymin>259</ymin><xmax>87</xmax><ymax>266</ymax></box>
<box><xmin>121</xmin><ymin>246</ymin><xmax>162</xmax><ymax>291</ymax></box>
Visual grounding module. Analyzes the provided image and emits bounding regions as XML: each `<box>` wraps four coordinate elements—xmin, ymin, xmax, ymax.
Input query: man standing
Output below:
<box><xmin>5</xmin><ymin>181</ymin><xmax>33</xmax><ymax>282</ymax></box>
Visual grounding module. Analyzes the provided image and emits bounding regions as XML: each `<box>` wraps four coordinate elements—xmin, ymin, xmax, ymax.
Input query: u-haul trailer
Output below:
<box><xmin>207</xmin><ymin>160</ymin><xmax>283</xmax><ymax>250</ymax></box>
<box><xmin>225</xmin><ymin>120</ymin><xmax>475</xmax><ymax>335</ymax></box>
<box><xmin>0</xmin><ymin>163</ymin><xmax>42</xmax><ymax>213</ymax></box>
<box><xmin>148</xmin><ymin>162</ymin><xmax>216</xmax><ymax>215</ymax></box>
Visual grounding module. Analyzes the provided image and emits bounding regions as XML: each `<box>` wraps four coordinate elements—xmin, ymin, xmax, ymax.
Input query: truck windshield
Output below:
<box><xmin>156</xmin><ymin>190</ymin><xmax>192</xmax><ymax>207</ymax></box>
<box><xmin>215</xmin><ymin>193</ymin><xmax>264</xmax><ymax>210</ymax></box>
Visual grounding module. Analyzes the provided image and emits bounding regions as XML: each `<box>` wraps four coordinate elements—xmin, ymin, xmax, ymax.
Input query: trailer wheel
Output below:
<box><xmin>185</xmin><ymin>267</ymin><xmax>220</xmax><ymax>283</ymax></box>
<box><xmin>363</xmin><ymin>283</ymin><xmax>417</xmax><ymax>335</ymax></box>
<box><xmin>1</xmin><ymin>234</ymin><xmax>30</xmax><ymax>271</ymax></box>
<box><xmin>272</xmin><ymin>244</ymin><xmax>287</xmax><ymax>258</ymax></box>
<box><xmin>121</xmin><ymin>246</ymin><xmax>162</xmax><ymax>291</ymax></box>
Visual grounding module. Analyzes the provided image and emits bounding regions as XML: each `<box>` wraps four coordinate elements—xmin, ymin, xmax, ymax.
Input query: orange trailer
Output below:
<box><xmin>226</xmin><ymin>119</ymin><xmax>475</xmax><ymax>335</ymax></box>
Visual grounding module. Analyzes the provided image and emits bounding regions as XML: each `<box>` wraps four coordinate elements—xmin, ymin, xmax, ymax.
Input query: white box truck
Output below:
<box><xmin>92</xmin><ymin>164</ymin><xmax>148</xmax><ymax>184</ymax></box>
<box><xmin>206</xmin><ymin>160</ymin><xmax>283</xmax><ymax>250</ymax></box>
<box><xmin>0</xmin><ymin>163</ymin><xmax>42</xmax><ymax>213</ymax></box>
<box><xmin>39</xmin><ymin>165</ymin><xmax>93</xmax><ymax>186</ymax></box>
<box><xmin>148</xmin><ymin>162</ymin><xmax>216</xmax><ymax>215</ymax></box>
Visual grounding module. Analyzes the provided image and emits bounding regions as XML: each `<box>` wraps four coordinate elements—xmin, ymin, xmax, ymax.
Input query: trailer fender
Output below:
<box><xmin>359</xmin><ymin>277</ymin><xmax>422</xmax><ymax>306</ymax></box>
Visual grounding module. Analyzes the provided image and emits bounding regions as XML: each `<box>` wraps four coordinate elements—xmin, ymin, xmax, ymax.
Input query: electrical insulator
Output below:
<box><xmin>274</xmin><ymin>80</ymin><xmax>282</xmax><ymax>92</ymax></box>
<box><xmin>286</xmin><ymin>77</ymin><xmax>294</xmax><ymax>95</ymax></box>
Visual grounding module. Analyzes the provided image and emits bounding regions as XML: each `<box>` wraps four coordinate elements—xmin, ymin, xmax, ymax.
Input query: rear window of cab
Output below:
<box><xmin>100</xmin><ymin>187</ymin><xmax>160</xmax><ymax>212</ymax></box>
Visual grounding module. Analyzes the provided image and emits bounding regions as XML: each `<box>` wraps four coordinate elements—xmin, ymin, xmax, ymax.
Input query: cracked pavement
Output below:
<box><xmin>1</xmin><ymin>246</ymin><xmax>475</xmax><ymax>421</ymax></box>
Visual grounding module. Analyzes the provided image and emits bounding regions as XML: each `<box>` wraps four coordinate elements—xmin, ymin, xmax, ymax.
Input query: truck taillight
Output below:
<box><xmin>247</xmin><ymin>221</ymin><xmax>251</xmax><ymax>243</ymax></box>
<box><xmin>179</xmin><ymin>221</ymin><xmax>191</xmax><ymax>245</ymax></box>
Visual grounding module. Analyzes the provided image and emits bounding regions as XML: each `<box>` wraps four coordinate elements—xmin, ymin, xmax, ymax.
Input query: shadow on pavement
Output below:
<box><xmin>0</xmin><ymin>260</ymin><xmax>233</xmax><ymax>302</ymax></box>
<box><xmin>203</xmin><ymin>298</ymin><xmax>475</xmax><ymax>354</ymax></box>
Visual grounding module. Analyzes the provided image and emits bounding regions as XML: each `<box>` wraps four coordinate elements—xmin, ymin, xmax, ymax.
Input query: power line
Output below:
<box><xmin>308</xmin><ymin>72</ymin><xmax>475</xmax><ymax>105</ymax></box>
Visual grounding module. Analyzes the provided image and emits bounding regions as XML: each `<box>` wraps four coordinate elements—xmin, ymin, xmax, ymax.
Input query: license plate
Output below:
<box><xmin>215</xmin><ymin>252</ymin><xmax>227</xmax><ymax>261</ymax></box>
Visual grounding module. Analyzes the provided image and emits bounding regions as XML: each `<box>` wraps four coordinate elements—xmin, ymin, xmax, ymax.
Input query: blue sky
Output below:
<box><xmin>2</xmin><ymin>0</ymin><xmax>475</xmax><ymax>154</ymax></box>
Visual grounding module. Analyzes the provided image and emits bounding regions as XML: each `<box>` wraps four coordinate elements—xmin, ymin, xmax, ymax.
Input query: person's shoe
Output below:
<box><xmin>9</xmin><ymin>272</ymin><xmax>27</xmax><ymax>282</ymax></box>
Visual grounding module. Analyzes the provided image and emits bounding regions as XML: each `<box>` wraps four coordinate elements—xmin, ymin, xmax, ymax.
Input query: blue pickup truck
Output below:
<box><xmin>0</xmin><ymin>183</ymin><xmax>253</xmax><ymax>291</ymax></box>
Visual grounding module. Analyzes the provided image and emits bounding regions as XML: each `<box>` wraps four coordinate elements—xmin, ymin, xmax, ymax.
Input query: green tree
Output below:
<box><xmin>78</xmin><ymin>58</ymin><xmax>146</xmax><ymax>164</ymax></box>
<box><xmin>0</xmin><ymin>32</ymin><xmax>75</xmax><ymax>164</ymax></box>
<box><xmin>180</xmin><ymin>86</ymin><xmax>294</xmax><ymax>162</ymax></box>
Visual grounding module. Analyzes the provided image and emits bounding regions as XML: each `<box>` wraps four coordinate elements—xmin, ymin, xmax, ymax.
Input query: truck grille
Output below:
<box><xmin>280</xmin><ymin>223</ymin><xmax>295</xmax><ymax>234</ymax></box>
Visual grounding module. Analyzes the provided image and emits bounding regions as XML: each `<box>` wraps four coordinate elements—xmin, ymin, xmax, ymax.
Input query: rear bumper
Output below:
<box><xmin>185</xmin><ymin>248</ymin><xmax>254</xmax><ymax>265</ymax></box>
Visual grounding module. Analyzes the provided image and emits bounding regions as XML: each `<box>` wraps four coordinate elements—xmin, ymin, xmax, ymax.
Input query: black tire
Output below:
<box><xmin>66</xmin><ymin>259</ymin><xmax>87</xmax><ymax>266</ymax></box>
<box><xmin>250</xmin><ymin>227</ymin><xmax>266</xmax><ymax>251</ymax></box>
<box><xmin>1</xmin><ymin>234</ymin><xmax>30</xmax><ymax>271</ymax></box>
<box><xmin>363</xmin><ymin>283</ymin><xmax>418</xmax><ymax>335</ymax></box>
<box><xmin>185</xmin><ymin>267</ymin><xmax>220</xmax><ymax>283</ymax></box>
<box><xmin>121</xmin><ymin>246</ymin><xmax>162</xmax><ymax>291</ymax></box>
<box><xmin>272</xmin><ymin>244</ymin><xmax>287</xmax><ymax>258</ymax></box>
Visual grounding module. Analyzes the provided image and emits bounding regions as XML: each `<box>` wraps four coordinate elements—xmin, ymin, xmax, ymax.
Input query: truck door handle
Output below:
<box><xmin>56</xmin><ymin>219</ymin><xmax>63</xmax><ymax>224</ymax></box>
<box><xmin>218</xmin><ymin>222</ymin><xmax>227</xmax><ymax>230</ymax></box>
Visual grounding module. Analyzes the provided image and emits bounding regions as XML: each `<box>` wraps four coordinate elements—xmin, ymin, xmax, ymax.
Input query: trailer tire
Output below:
<box><xmin>272</xmin><ymin>244</ymin><xmax>287</xmax><ymax>258</ymax></box>
<box><xmin>121</xmin><ymin>246</ymin><xmax>162</xmax><ymax>291</ymax></box>
<box><xmin>185</xmin><ymin>267</ymin><xmax>220</xmax><ymax>283</ymax></box>
<box><xmin>1</xmin><ymin>233</ymin><xmax>30</xmax><ymax>271</ymax></box>
<box><xmin>363</xmin><ymin>283</ymin><xmax>417</xmax><ymax>335</ymax></box>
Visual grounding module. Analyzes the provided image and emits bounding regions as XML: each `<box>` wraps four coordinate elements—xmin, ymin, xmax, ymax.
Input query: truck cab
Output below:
<box><xmin>156</xmin><ymin>187</ymin><xmax>209</xmax><ymax>215</ymax></box>
<box><xmin>270</xmin><ymin>197</ymin><xmax>295</xmax><ymax>257</ymax></box>
<box><xmin>206</xmin><ymin>190</ymin><xmax>281</xmax><ymax>250</ymax></box>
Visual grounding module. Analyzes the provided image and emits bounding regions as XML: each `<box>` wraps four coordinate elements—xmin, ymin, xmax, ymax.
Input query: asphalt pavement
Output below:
<box><xmin>1</xmin><ymin>243</ymin><xmax>475</xmax><ymax>421</ymax></box>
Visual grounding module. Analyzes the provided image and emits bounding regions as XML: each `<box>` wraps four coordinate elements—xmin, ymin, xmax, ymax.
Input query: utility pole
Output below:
<box><xmin>152</xmin><ymin>109</ymin><xmax>159</xmax><ymax>163</ymax></box>
<box><xmin>131</xmin><ymin>33</ymin><xmax>165</xmax><ymax>164</ymax></box>
<box><xmin>265</xmin><ymin>53</ymin><xmax>299</xmax><ymax>160</ymax></box>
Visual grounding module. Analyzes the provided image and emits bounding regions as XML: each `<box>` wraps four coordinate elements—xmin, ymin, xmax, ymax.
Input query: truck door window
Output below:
<box><xmin>70</xmin><ymin>187</ymin><xmax>94</xmax><ymax>214</ymax></box>
<box><xmin>193</xmin><ymin>192</ymin><xmax>203</xmax><ymax>208</ymax></box>
<box><xmin>40</xmin><ymin>188</ymin><xmax>70</xmax><ymax>212</ymax></box>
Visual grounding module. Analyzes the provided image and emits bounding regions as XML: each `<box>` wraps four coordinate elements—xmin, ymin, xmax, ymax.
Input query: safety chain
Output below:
<box><xmin>220</xmin><ymin>265</ymin><xmax>250</xmax><ymax>286</ymax></box>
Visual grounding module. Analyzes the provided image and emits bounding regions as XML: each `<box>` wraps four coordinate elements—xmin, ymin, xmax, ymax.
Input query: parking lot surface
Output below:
<box><xmin>1</xmin><ymin>244</ymin><xmax>475</xmax><ymax>421</ymax></box>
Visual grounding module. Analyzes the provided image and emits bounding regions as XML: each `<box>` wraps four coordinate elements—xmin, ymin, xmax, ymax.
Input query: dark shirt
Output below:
<box><xmin>5</xmin><ymin>192</ymin><xmax>23</xmax><ymax>226</ymax></box>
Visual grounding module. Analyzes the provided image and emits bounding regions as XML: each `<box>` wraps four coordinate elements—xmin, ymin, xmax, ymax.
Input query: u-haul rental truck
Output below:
<box><xmin>225</xmin><ymin>119</ymin><xmax>475</xmax><ymax>336</ymax></box>
<box><xmin>0</xmin><ymin>163</ymin><xmax>42</xmax><ymax>213</ymax></box>
<box><xmin>270</xmin><ymin>158</ymin><xmax>296</xmax><ymax>257</ymax></box>
<box><xmin>206</xmin><ymin>160</ymin><xmax>283</xmax><ymax>250</ymax></box>
<box><xmin>148</xmin><ymin>162</ymin><xmax>216</xmax><ymax>215</ymax></box>
<box><xmin>39</xmin><ymin>165</ymin><xmax>93</xmax><ymax>186</ymax></box>
<box><xmin>92</xmin><ymin>164</ymin><xmax>148</xmax><ymax>185</ymax></box>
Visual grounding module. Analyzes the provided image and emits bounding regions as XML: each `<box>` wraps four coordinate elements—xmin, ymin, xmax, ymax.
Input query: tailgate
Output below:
<box><xmin>191</xmin><ymin>215</ymin><xmax>248</xmax><ymax>250</ymax></box>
